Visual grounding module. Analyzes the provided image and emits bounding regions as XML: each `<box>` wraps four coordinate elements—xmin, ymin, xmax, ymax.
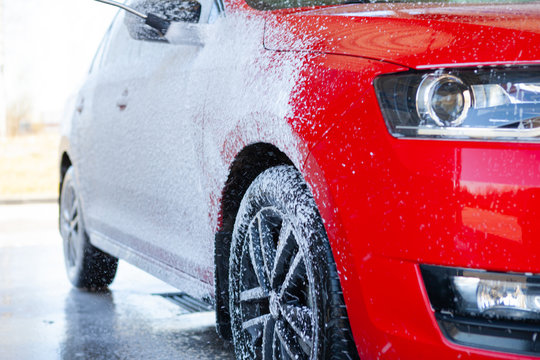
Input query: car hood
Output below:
<box><xmin>264</xmin><ymin>3</ymin><xmax>540</xmax><ymax>69</ymax></box>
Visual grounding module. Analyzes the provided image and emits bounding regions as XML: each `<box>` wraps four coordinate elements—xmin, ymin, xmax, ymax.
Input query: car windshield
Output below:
<box><xmin>249</xmin><ymin>0</ymin><xmax>538</xmax><ymax>11</ymax></box>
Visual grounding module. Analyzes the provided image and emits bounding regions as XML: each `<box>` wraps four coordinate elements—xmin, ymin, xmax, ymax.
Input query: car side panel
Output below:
<box><xmin>75</xmin><ymin>11</ymin><xmax>214</xmax><ymax>285</ymax></box>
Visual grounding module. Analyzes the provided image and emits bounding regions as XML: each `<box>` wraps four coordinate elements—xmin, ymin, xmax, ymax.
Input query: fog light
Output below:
<box><xmin>453</xmin><ymin>276</ymin><xmax>540</xmax><ymax>320</ymax></box>
<box><xmin>421</xmin><ymin>265</ymin><xmax>540</xmax><ymax>354</ymax></box>
<box><xmin>477</xmin><ymin>279</ymin><xmax>540</xmax><ymax>319</ymax></box>
<box><xmin>421</xmin><ymin>265</ymin><xmax>540</xmax><ymax>321</ymax></box>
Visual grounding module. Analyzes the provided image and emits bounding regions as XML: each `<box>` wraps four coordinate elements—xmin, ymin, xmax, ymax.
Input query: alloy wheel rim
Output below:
<box><xmin>237</xmin><ymin>207</ymin><xmax>317</xmax><ymax>360</ymax></box>
<box><xmin>60</xmin><ymin>182</ymin><xmax>81</xmax><ymax>270</ymax></box>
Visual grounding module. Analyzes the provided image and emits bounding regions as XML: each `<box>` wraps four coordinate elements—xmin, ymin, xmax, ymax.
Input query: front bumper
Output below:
<box><xmin>304</xmin><ymin>86</ymin><xmax>540</xmax><ymax>359</ymax></box>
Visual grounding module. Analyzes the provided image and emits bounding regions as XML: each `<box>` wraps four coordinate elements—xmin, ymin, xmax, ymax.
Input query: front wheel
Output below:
<box><xmin>228</xmin><ymin>165</ymin><xmax>358</xmax><ymax>360</ymax></box>
<box><xmin>60</xmin><ymin>167</ymin><xmax>118</xmax><ymax>290</ymax></box>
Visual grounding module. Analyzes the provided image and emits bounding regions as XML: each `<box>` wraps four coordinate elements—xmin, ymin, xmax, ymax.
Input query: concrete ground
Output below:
<box><xmin>0</xmin><ymin>202</ymin><xmax>235</xmax><ymax>360</ymax></box>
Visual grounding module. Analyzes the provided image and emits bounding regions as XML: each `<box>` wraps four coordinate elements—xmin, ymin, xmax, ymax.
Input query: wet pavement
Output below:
<box><xmin>0</xmin><ymin>202</ymin><xmax>235</xmax><ymax>360</ymax></box>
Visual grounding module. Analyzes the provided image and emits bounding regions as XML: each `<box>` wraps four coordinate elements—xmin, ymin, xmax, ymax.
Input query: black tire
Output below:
<box><xmin>59</xmin><ymin>167</ymin><xmax>118</xmax><ymax>290</ymax></box>
<box><xmin>228</xmin><ymin>165</ymin><xmax>358</xmax><ymax>360</ymax></box>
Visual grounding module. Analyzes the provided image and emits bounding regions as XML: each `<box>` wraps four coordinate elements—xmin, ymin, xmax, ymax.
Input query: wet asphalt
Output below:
<box><xmin>0</xmin><ymin>202</ymin><xmax>235</xmax><ymax>360</ymax></box>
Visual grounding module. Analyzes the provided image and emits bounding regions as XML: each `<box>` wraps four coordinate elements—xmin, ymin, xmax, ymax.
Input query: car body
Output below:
<box><xmin>59</xmin><ymin>0</ymin><xmax>540</xmax><ymax>358</ymax></box>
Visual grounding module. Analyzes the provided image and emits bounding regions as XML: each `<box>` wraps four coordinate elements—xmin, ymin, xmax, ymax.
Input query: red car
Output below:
<box><xmin>59</xmin><ymin>0</ymin><xmax>540</xmax><ymax>358</ymax></box>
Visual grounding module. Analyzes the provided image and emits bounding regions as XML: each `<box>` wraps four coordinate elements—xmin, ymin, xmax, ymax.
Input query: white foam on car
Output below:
<box><xmin>68</xmin><ymin>11</ymin><xmax>314</xmax><ymax>297</ymax></box>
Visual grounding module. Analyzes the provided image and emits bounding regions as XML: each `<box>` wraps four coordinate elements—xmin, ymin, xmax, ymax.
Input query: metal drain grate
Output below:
<box><xmin>156</xmin><ymin>292</ymin><xmax>213</xmax><ymax>313</ymax></box>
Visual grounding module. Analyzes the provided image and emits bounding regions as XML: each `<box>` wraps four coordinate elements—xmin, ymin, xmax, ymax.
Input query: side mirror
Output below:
<box><xmin>95</xmin><ymin>0</ymin><xmax>201</xmax><ymax>42</ymax></box>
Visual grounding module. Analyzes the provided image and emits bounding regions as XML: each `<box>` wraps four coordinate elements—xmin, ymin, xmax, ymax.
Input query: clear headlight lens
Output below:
<box><xmin>375</xmin><ymin>67</ymin><xmax>540</xmax><ymax>141</ymax></box>
<box><xmin>422</xmin><ymin>265</ymin><xmax>540</xmax><ymax>321</ymax></box>
<box><xmin>416</xmin><ymin>74</ymin><xmax>472</xmax><ymax>127</ymax></box>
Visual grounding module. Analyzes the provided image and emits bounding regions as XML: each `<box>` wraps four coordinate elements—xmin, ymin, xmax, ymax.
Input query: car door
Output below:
<box><xmin>76</xmin><ymin>0</ymin><xmax>215</xmax><ymax>284</ymax></box>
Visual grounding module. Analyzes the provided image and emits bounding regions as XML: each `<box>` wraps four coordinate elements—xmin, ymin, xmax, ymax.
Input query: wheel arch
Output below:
<box><xmin>214</xmin><ymin>142</ymin><xmax>294</xmax><ymax>340</ymax></box>
<box><xmin>59</xmin><ymin>152</ymin><xmax>72</xmax><ymax>195</ymax></box>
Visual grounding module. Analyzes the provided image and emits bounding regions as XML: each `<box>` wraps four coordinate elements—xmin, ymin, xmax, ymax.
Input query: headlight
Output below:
<box><xmin>375</xmin><ymin>67</ymin><xmax>540</xmax><ymax>141</ymax></box>
<box><xmin>416</xmin><ymin>74</ymin><xmax>472</xmax><ymax>127</ymax></box>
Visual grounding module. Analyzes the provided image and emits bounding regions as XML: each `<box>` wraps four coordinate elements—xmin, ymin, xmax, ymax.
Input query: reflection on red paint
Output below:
<box><xmin>462</xmin><ymin>207</ymin><xmax>522</xmax><ymax>243</ymax></box>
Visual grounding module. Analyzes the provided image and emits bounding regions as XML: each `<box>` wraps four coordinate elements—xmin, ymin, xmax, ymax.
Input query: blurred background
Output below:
<box><xmin>0</xmin><ymin>0</ymin><xmax>117</xmax><ymax>200</ymax></box>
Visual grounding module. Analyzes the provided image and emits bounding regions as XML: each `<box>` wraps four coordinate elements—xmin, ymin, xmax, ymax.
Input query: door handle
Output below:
<box><xmin>116</xmin><ymin>89</ymin><xmax>129</xmax><ymax>111</ymax></box>
<box><xmin>76</xmin><ymin>97</ymin><xmax>84</xmax><ymax>114</ymax></box>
